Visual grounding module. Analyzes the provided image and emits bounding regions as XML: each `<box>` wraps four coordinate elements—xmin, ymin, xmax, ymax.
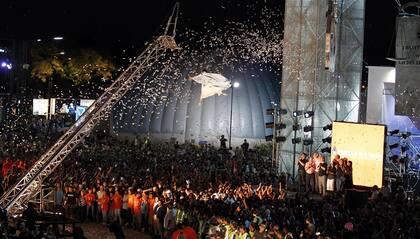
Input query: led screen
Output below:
<box><xmin>331</xmin><ymin>122</ymin><xmax>385</xmax><ymax>187</ymax></box>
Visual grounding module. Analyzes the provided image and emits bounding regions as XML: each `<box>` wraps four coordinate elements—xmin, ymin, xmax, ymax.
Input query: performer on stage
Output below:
<box><xmin>297</xmin><ymin>153</ymin><xmax>307</xmax><ymax>192</ymax></box>
<box><xmin>305</xmin><ymin>156</ymin><xmax>316</xmax><ymax>193</ymax></box>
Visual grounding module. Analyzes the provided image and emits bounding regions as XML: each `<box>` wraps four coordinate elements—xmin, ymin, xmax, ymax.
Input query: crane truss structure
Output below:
<box><xmin>0</xmin><ymin>3</ymin><xmax>180</xmax><ymax>215</ymax></box>
<box><xmin>276</xmin><ymin>0</ymin><xmax>365</xmax><ymax>178</ymax></box>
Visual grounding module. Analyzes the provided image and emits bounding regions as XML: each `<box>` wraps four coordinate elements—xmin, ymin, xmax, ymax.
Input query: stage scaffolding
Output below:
<box><xmin>277</xmin><ymin>0</ymin><xmax>365</xmax><ymax>179</ymax></box>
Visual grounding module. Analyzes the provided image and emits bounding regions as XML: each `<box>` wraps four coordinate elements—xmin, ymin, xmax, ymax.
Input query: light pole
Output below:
<box><xmin>43</xmin><ymin>36</ymin><xmax>64</xmax><ymax>120</ymax></box>
<box><xmin>229</xmin><ymin>81</ymin><xmax>240</xmax><ymax>149</ymax></box>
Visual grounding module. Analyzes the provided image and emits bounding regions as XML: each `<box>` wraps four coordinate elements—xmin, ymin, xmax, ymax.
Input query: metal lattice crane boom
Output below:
<box><xmin>0</xmin><ymin>3</ymin><xmax>180</xmax><ymax>215</ymax></box>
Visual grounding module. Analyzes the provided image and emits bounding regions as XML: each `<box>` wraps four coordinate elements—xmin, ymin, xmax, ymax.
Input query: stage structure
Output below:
<box><xmin>277</xmin><ymin>0</ymin><xmax>365</xmax><ymax>178</ymax></box>
<box><xmin>0</xmin><ymin>3</ymin><xmax>181</xmax><ymax>215</ymax></box>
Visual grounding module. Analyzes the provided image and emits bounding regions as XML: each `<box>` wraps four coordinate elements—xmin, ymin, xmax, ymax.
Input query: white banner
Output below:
<box><xmin>395</xmin><ymin>16</ymin><xmax>420</xmax><ymax>116</ymax></box>
<box><xmin>33</xmin><ymin>99</ymin><xmax>49</xmax><ymax>116</ymax></box>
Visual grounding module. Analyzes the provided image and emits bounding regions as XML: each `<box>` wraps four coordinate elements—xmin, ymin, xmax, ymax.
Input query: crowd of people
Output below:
<box><xmin>0</xmin><ymin>115</ymin><xmax>419</xmax><ymax>238</ymax></box>
<box><xmin>0</xmin><ymin>113</ymin><xmax>73</xmax><ymax>193</ymax></box>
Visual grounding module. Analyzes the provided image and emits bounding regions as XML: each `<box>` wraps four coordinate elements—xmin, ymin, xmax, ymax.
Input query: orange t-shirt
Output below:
<box><xmin>133</xmin><ymin>195</ymin><xmax>142</xmax><ymax>215</ymax></box>
<box><xmin>101</xmin><ymin>195</ymin><xmax>110</xmax><ymax>211</ymax></box>
<box><xmin>128</xmin><ymin>194</ymin><xmax>135</xmax><ymax>209</ymax></box>
<box><xmin>84</xmin><ymin>193</ymin><xmax>96</xmax><ymax>206</ymax></box>
<box><xmin>113</xmin><ymin>194</ymin><xmax>123</xmax><ymax>209</ymax></box>
<box><xmin>147</xmin><ymin>197</ymin><xmax>155</xmax><ymax>217</ymax></box>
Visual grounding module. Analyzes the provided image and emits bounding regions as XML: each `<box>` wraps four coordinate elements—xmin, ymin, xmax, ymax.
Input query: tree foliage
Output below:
<box><xmin>31</xmin><ymin>44</ymin><xmax>116</xmax><ymax>84</ymax></box>
<box><xmin>31</xmin><ymin>45</ymin><xmax>65</xmax><ymax>83</ymax></box>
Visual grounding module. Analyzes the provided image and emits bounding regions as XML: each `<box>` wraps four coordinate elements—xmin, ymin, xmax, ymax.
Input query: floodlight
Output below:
<box><xmin>292</xmin><ymin>110</ymin><xmax>303</xmax><ymax>117</ymax></box>
<box><xmin>292</xmin><ymin>138</ymin><xmax>301</xmax><ymax>144</ymax></box>
<box><xmin>304</xmin><ymin>111</ymin><xmax>314</xmax><ymax>118</ymax></box>
<box><xmin>323</xmin><ymin>124</ymin><xmax>332</xmax><ymax>131</ymax></box>
<box><xmin>303</xmin><ymin>126</ymin><xmax>314</xmax><ymax>132</ymax></box>
<box><xmin>303</xmin><ymin>139</ymin><xmax>313</xmax><ymax>145</ymax></box>
<box><xmin>322</xmin><ymin>137</ymin><xmax>332</xmax><ymax>144</ymax></box>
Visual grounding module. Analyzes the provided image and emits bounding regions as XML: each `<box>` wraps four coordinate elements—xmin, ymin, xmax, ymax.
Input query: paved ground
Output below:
<box><xmin>80</xmin><ymin>223</ymin><xmax>151</xmax><ymax>239</ymax></box>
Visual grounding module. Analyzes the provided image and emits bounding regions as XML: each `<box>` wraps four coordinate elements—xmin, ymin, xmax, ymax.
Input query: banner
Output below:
<box><xmin>395</xmin><ymin>16</ymin><xmax>420</xmax><ymax>116</ymax></box>
<box><xmin>331</xmin><ymin>122</ymin><xmax>385</xmax><ymax>188</ymax></box>
<box><xmin>33</xmin><ymin>99</ymin><xmax>49</xmax><ymax>116</ymax></box>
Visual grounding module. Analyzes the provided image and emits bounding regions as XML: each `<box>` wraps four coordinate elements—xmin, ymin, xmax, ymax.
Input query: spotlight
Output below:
<box><xmin>292</xmin><ymin>124</ymin><xmax>301</xmax><ymax>131</ymax></box>
<box><xmin>401</xmin><ymin>146</ymin><xmax>407</xmax><ymax>153</ymax></box>
<box><xmin>402</xmin><ymin>132</ymin><xmax>411</xmax><ymax>139</ymax></box>
<box><xmin>275</xmin><ymin>136</ymin><xmax>286</xmax><ymax>142</ymax></box>
<box><xmin>1</xmin><ymin>62</ymin><xmax>12</xmax><ymax>70</ymax></box>
<box><xmin>266</xmin><ymin>108</ymin><xmax>274</xmax><ymax>115</ymax></box>
<box><xmin>265</xmin><ymin>135</ymin><xmax>273</xmax><ymax>141</ymax></box>
<box><xmin>389</xmin><ymin>143</ymin><xmax>399</xmax><ymax>149</ymax></box>
<box><xmin>278</xmin><ymin>109</ymin><xmax>287</xmax><ymax>115</ymax></box>
<box><xmin>292</xmin><ymin>110</ymin><xmax>303</xmax><ymax>117</ymax></box>
<box><xmin>323</xmin><ymin>124</ymin><xmax>332</xmax><ymax>131</ymax></box>
<box><xmin>304</xmin><ymin>111</ymin><xmax>314</xmax><ymax>118</ymax></box>
<box><xmin>292</xmin><ymin>138</ymin><xmax>301</xmax><ymax>144</ymax></box>
<box><xmin>389</xmin><ymin>129</ymin><xmax>399</xmax><ymax>136</ymax></box>
<box><xmin>321</xmin><ymin>147</ymin><xmax>331</xmax><ymax>153</ymax></box>
<box><xmin>303</xmin><ymin>138</ymin><xmax>313</xmax><ymax>145</ymax></box>
<box><xmin>322</xmin><ymin>137</ymin><xmax>332</xmax><ymax>143</ymax></box>
<box><xmin>303</xmin><ymin>126</ymin><xmax>314</xmax><ymax>132</ymax></box>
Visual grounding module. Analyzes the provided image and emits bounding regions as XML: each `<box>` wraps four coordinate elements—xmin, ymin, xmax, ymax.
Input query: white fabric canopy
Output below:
<box><xmin>190</xmin><ymin>72</ymin><xmax>231</xmax><ymax>100</ymax></box>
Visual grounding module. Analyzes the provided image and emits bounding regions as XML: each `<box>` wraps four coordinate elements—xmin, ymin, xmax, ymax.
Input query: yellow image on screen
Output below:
<box><xmin>331</xmin><ymin>122</ymin><xmax>385</xmax><ymax>188</ymax></box>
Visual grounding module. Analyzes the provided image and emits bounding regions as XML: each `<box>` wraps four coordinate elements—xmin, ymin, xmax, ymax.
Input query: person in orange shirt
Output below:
<box><xmin>128</xmin><ymin>188</ymin><xmax>136</xmax><ymax>226</ymax></box>
<box><xmin>147</xmin><ymin>193</ymin><xmax>155</xmax><ymax>231</ymax></box>
<box><xmin>100</xmin><ymin>191</ymin><xmax>110</xmax><ymax>224</ymax></box>
<box><xmin>132</xmin><ymin>190</ymin><xmax>143</xmax><ymax>230</ymax></box>
<box><xmin>113</xmin><ymin>190</ymin><xmax>123</xmax><ymax>224</ymax></box>
<box><xmin>84</xmin><ymin>188</ymin><xmax>96</xmax><ymax>221</ymax></box>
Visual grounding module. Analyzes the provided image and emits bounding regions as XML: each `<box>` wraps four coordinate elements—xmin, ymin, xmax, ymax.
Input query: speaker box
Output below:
<box><xmin>345</xmin><ymin>189</ymin><xmax>369</xmax><ymax>210</ymax></box>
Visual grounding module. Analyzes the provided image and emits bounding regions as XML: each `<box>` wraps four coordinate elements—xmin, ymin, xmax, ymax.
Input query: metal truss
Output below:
<box><xmin>278</xmin><ymin>0</ymin><xmax>365</xmax><ymax>180</ymax></box>
<box><xmin>0</xmin><ymin>3</ymin><xmax>181</xmax><ymax>215</ymax></box>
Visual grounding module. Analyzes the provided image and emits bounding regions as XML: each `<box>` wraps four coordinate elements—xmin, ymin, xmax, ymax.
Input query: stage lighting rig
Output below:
<box><xmin>389</xmin><ymin>129</ymin><xmax>400</xmax><ymax>136</ymax></box>
<box><xmin>276</xmin><ymin>136</ymin><xmax>286</xmax><ymax>142</ymax></box>
<box><xmin>278</xmin><ymin>109</ymin><xmax>288</xmax><ymax>115</ymax></box>
<box><xmin>276</xmin><ymin>123</ymin><xmax>286</xmax><ymax>129</ymax></box>
<box><xmin>304</xmin><ymin>111</ymin><xmax>314</xmax><ymax>118</ymax></box>
<box><xmin>303</xmin><ymin>138</ymin><xmax>313</xmax><ymax>145</ymax></box>
<box><xmin>303</xmin><ymin>125</ymin><xmax>314</xmax><ymax>132</ymax></box>
<box><xmin>292</xmin><ymin>110</ymin><xmax>303</xmax><ymax>117</ymax></box>
<box><xmin>389</xmin><ymin>143</ymin><xmax>399</xmax><ymax>150</ymax></box>
<box><xmin>323</xmin><ymin>124</ymin><xmax>332</xmax><ymax>131</ymax></box>
<box><xmin>266</xmin><ymin>108</ymin><xmax>274</xmax><ymax>115</ymax></box>
<box><xmin>292</xmin><ymin>138</ymin><xmax>301</xmax><ymax>144</ymax></box>
<box><xmin>322</xmin><ymin>136</ymin><xmax>332</xmax><ymax>143</ymax></box>
<box><xmin>321</xmin><ymin>147</ymin><xmax>331</xmax><ymax>153</ymax></box>
<box><xmin>402</xmin><ymin>132</ymin><xmax>411</xmax><ymax>139</ymax></box>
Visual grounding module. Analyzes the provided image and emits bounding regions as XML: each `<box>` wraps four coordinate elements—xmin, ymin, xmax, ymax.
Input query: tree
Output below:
<box><xmin>64</xmin><ymin>49</ymin><xmax>115</xmax><ymax>85</ymax></box>
<box><xmin>31</xmin><ymin>44</ymin><xmax>116</xmax><ymax>85</ymax></box>
<box><xmin>30</xmin><ymin>44</ymin><xmax>65</xmax><ymax>83</ymax></box>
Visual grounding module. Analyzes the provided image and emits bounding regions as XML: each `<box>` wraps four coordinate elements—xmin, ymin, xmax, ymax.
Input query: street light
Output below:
<box><xmin>53</xmin><ymin>36</ymin><xmax>64</xmax><ymax>40</ymax></box>
<box><xmin>229</xmin><ymin>81</ymin><xmax>240</xmax><ymax>149</ymax></box>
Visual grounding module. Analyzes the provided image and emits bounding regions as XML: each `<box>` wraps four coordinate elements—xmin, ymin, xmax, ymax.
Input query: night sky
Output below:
<box><xmin>1</xmin><ymin>0</ymin><xmax>399</xmax><ymax>67</ymax></box>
